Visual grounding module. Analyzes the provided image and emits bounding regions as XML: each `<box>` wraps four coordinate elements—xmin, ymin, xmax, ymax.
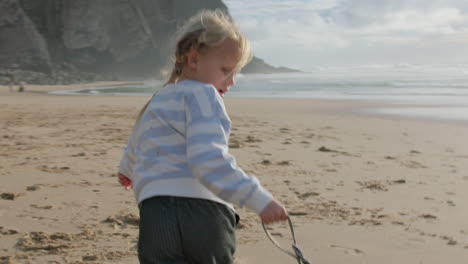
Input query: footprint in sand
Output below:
<box><xmin>391</xmin><ymin>221</ymin><xmax>405</xmax><ymax>226</ymax></box>
<box><xmin>18</xmin><ymin>230</ymin><xmax>96</xmax><ymax>253</ymax></box>
<box><xmin>401</xmin><ymin>160</ymin><xmax>427</xmax><ymax>169</ymax></box>
<box><xmin>0</xmin><ymin>226</ymin><xmax>19</xmax><ymax>235</ymax></box>
<box><xmin>30</xmin><ymin>204</ymin><xmax>53</xmax><ymax>210</ymax></box>
<box><xmin>440</xmin><ymin>235</ymin><xmax>457</xmax><ymax>246</ymax></box>
<box><xmin>261</xmin><ymin>160</ymin><xmax>291</xmax><ymax>166</ymax></box>
<box><xmin>356</xmin><ymin>181</ymin><xmax>388</xmax><ymax>192</ymax></box>
<box><xmin>26</xmin><ymin>184</ymin><xmax>43</xmax><ymax>191</ymax></box>
<box><xmin>419</xmin><ymin>214</ymin><xmax>437</xmax><ymax>220</ymax></box>
<box><xmin>103</xmin><ymin>212</ymin><xmax>139</xmax><ymax>228</ymax></box>
<box><xmin>92</xmin><ymin>151</ymin><xmax>107</xmax><ymax>156</ymax></box>
<box><xmin>348</xmin><ymin>219</ymin><xmax>382</xmax><ymax>226</ymax></box>
<box><xmin>390</xmin><ymin>179</ymin><xmax>406</xmax><ymax>185</ymax></box>
<box><xmin>78</xmin><ymin>180</ymin><xmax>92</xmax><ymax>186</ymax></box>
<box><xmin>0</xmin><ymin>256</ymin><xmax>14</xmax><ymax>263</ymax></box>
<box><xmin>297</xmin><ymin>192</ymin><xmax>320</xmax><ymax>200</ymax></box>
<box><xmin>82</xmin><ymin>255</ymin><xmax>99</xmax><ymax>261</ymax></box>
<box><xmin>317</xmin><ymin>146</ymin><xmax>355</xmax><ymax>157</ymax></box>
<box><xmin>38</xmin><ymin>165</ymin><xmax>71</xmax><ymax>173</ymax></box>
<box><xmin>445</xmin><ymin>148</ymin><xmax>455</xmax><ymax>153</ymax></box>
<box><xmin>330</xmin><ymin>244</ymin><xmax>365</xmax><ymax>256</ymax></box>
<box><xmin>70</xmin><ymin>152</ymin><xmax>86</xmax><ymax>157</ymax></box>
<box><xmin>245</xmin><ymin>135</ymin><xmax>262</xmax><ymax>143</ymax></box>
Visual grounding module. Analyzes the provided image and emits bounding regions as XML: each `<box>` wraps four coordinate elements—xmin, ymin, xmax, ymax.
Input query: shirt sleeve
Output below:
<box><xmin>185</xmin><ymin>85</ymin><xmax>273</xmax><ymax>214</ymax></box>
<box><xmin>119</xmin><ymin>136</ymin><xmax>136</xmax><ymax>179</ymax></box>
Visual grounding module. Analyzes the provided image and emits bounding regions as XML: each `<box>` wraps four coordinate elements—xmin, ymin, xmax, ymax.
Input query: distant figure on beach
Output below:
<box><xmin>18</xmin><ymin>81</ymin><xmax>25</xmax><ymax>92</ymax></box>
<box><xmin>2</xmin><ymin>71</ymin><xmax>25</xmax><ymax>92</ymax></box>
<box><xmin>117</xmin><ymin>9</ymin><xmax>288</xmax><ymax>263</ymax></box>
<box><xmin>6</xmin><ymin>71</ymin><xmax>16</xmax><ymax>92</ymax></box>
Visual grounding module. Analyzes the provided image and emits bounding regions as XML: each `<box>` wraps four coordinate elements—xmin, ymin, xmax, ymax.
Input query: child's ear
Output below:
<box><xmin>187</xmin><ymin>48</ymin><xmax>199</xmax><ymax>69</ymax></box>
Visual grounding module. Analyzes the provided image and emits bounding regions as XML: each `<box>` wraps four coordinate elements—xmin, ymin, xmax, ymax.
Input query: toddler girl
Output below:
<box><xmin>118</xmin><ymin>9</ymin><xmax>288</xmax><ymax>264</ymax></box>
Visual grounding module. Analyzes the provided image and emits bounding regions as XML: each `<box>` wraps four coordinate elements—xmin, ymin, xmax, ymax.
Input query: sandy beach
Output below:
<box><xmin>1</xmin><ymin>84</ymin><xmax>468</xmax><ymax>264</ymax></box>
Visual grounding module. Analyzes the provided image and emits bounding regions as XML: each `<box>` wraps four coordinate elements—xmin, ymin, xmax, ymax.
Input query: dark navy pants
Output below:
<box><xmin>138</xmin><ymin>196</ymin><xmax>238</xmax><ymax>264</ymax></box>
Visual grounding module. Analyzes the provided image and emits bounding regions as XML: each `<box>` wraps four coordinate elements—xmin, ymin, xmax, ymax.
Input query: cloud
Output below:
<box><xmin>224</xmin><ymin>0</ymin><xmax>468</xmax><ymax>68</ymax></box>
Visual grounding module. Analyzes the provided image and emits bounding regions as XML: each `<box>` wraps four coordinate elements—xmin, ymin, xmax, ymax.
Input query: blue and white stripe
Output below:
<box><xmin>119</xmin><ymin>80</ymin><xmax>272</xmax><ymax>214</ymax></box>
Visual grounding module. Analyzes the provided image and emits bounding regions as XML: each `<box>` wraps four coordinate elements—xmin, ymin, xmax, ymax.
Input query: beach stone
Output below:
<box><xmin>1</xmin><ymin>192</ymin><xmax>16</xmax><ymax>200</ymax></box>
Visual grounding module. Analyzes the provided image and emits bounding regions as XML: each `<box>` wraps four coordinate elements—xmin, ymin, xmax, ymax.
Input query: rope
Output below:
<box><xmin>262</xmin><ymin>217</ymin><xmax>312</xmax><ymax>264</ymax></box>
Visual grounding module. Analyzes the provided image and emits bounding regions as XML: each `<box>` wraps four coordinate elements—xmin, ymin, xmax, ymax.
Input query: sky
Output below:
<box><xmin>224</xmin><ymin>0</ymin><xmax>468</xmax><ymax>70</ymax></box>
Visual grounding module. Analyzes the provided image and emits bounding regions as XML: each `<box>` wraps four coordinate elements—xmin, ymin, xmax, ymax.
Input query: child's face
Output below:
<box><xmin>193</xmin><ymin>39</ymin><xmax>241</xmax><ymax>97</ymax></box>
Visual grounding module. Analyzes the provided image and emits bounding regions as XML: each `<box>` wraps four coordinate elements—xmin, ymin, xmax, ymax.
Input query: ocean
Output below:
<box><xmin>51</xmin><ymin>65</ymin><xmax>468</xmax><ymax>122</ymax></box>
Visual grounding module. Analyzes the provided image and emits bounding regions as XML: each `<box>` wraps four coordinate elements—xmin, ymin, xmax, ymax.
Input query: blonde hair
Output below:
<box><xmin>134</xmin><ymin>9</ymin><xmax>252</xmax><ymax>125</ymax></box>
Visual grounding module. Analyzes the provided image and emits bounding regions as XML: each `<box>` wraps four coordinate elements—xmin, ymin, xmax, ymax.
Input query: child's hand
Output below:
<box><xmin>118</xmin><ymin>172</ymin><xmax>133</xmax><ymax>190</ymax></box>
<box><xmin>260</xmin><ymin>199</ymin><xmax>288</xmax><ymax>224</ymax></box>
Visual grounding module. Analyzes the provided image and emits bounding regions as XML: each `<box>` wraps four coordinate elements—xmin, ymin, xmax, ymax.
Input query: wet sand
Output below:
<box><xmin>1</xmin><ymin>84</ymin><xmax>468</xmax><ymax>263</ymax></box>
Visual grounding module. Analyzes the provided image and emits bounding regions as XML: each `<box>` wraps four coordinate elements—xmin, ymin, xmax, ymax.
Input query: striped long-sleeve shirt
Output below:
<box><xmin>119</xmin><ymin>80</ymin><xmax>273</xmax><ymax>214</ymax></box>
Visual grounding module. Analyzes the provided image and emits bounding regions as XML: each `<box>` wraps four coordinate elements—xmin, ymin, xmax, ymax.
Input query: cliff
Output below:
<box><xmin>0</xmin><ymin>0</ymin><xmax>51</xmax><ymax>72</ymax></box>
<box><xmin>0</xmin><ymin>0</ymin><xmax>296</xmax><ymax>85</ymax></box>
<box><xmin>242</xmin><ymin>57</ymin><xmax>300</xmax><ymax>74</ymax></box>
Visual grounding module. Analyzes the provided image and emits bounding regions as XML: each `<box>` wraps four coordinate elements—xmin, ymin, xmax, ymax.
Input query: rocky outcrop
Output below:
<box><xmin>0</xmin><ymin>0</ymin><xmax>295</xmax><ymax>85</ymax></box>
<box><xmin>24</xmin><ymin>0</ymin><xmax>229</xmax><ymax>78</ymax></box>
<box><xmin>0</xmin><ymin>0</ymin><xmax>52</xmax><ymax>72</ymax></box>
<box><xmin>0</xmin><ymin>0</ymin><xmax>231</xmax><ymax>83</ymax></box>
<box><xmin>242</xmin><ymin>57</ymin><xmax>300</xmax><ymax>74</ymax></box>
